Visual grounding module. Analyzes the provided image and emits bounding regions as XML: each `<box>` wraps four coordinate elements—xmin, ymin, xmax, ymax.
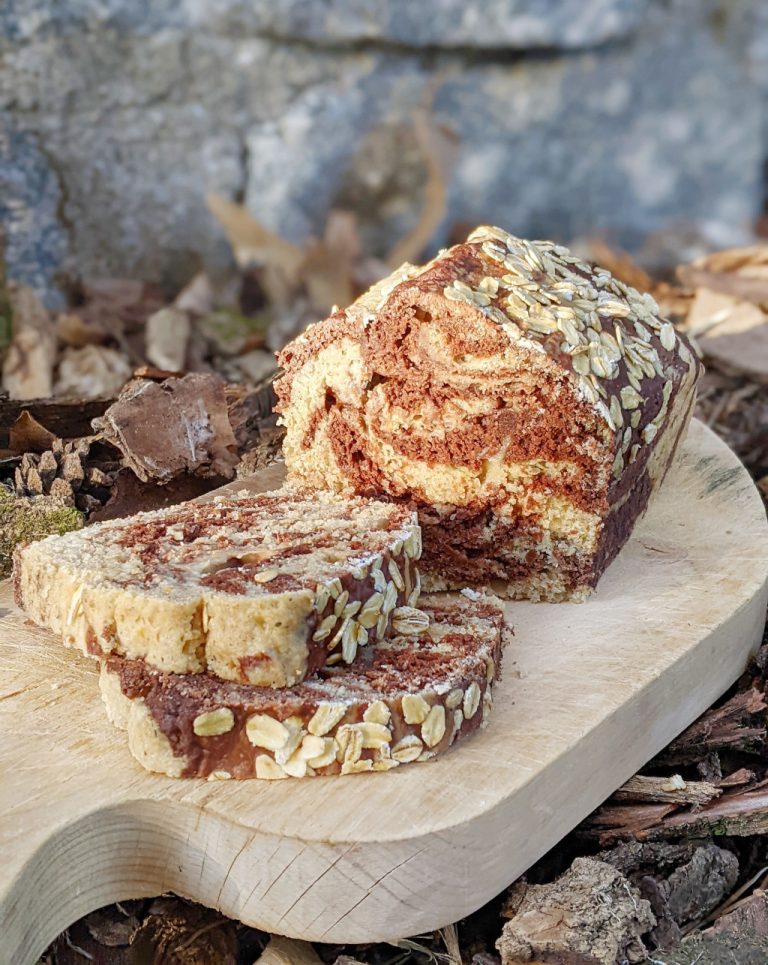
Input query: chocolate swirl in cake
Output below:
<box><xmin>276</xmin><ymin>226</ymin><xmax>703</xmax><ymax>601</ymax></box>
<box><xmin>99</xmin><ymin>592</ymin><xmax>506</xmax><ymax>780</ymax></box>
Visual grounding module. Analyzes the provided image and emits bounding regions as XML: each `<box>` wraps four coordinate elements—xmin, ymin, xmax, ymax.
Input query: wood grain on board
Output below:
<box><xmin>1</xmin><ymin>419</ymin><xmax>766</xmax><ymax>965</ymax></box>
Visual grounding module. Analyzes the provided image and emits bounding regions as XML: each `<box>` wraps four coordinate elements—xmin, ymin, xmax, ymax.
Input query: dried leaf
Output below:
<box><xmin>301</xmin><ymin>212</ymin><xmax>357</xmax><ymax>313</ymax></box>
<box><xmin>174</xmin><ymin>271</ymin><xmax>214</xmax><ymax>316</ymax></box>
<box><xmin>8</xmin><ymin>410</ymin><xmax>57</xmax><ymax>454</ymax></box>
<box><xmin>2</xmin><ymin>283</ymin><xmax>56</xmax><ymax>400</ymax></box>
<box><xmin>678</xmin><ymin>245</ymin><xmax>768</xmax><ymax>304</ymax></box>
<box><xmin>56</xmin><ymin>311</ymin><xmax>110</xmax><ymax>347</ymax></box>
<box><xmin>77</xmin><ymin>278</ymin><xmax>166</xmax><ymax>341</ymax></box>
<box><xmin>582</xmin><ymin>238</ymin><xmax>654</xmax><ymax>292</ymax></box>
<box><xmin>386</xmin><ymin>110</ymin><xmax>455</xmax><ymax>269</ymax></box>
<box><xmin>145</xmin><ymin>307</ymin><xmax>191</xmax><ymax>372</ymax></box>
<box><xmin>686</xmin><ymin>288</ymin><xmax>768</xmax><ymax>383</ymax></box>
<box><xmin>93</xmin><ymin>373</ymin><xmax>239</xmax><ymax>483</ymax></box>
<box><xmin>206</xmin><ymin>193</ymin><xmax>303</xmax><ymax>306</ymax></box>
<box><xmin>54</xmin><ymin>345</ymin><xmax>133</xmax><ymax>399</ymax></box>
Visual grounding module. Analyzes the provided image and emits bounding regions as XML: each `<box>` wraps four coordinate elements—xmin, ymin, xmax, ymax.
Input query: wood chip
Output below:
<box><xmin>93</xmin><ymin>373</ymin><xmax>239</xmax><ymax>483</ymax></box>
<box><xmin>254</xmin><ymin>936</ymin><xmax>323</xmax><ymax>965</ymax></box>
<box><xmin>145</xmin><ymin>306</ymin><xmax>191</xmax><ymax>373</ymax></box>
<box><xmin>54</xmin><ymin>345</ymin><xmax>133</xmax><ymax>400</ymax></box>
<box><xmin>1</xmin><ymin>284</ymin><xmax>56</xmax><ymax>400</ymax></box>
<box><xmin>613</xmin><ymin>774</ymin><xmax>721</xmax><ymax>807</ymax></box>
<box><xmin>660</xmin><ymin>688</ymin><xmax>767</xmax><ymax>764</ymax></box>
<box><xmin>0</xmin><ymin>398</ymin><xmax>113</xmax><ymax>448</ymax></box>
<box><xmin>678</xmin><ymin>244</ymin><xmax>768</xmax><ymax>304</ymax></box>
<box><xmin>496</xmin><ymin>857</ymin><xmax>655</xmax><ymax>965</ymax></box>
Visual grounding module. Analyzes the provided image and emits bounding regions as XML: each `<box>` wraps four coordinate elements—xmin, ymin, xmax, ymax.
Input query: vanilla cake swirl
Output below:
<box><xmin>276</xmin><ymin>226</ymin><xmax>703</xmax><ymax>602</ymax></box>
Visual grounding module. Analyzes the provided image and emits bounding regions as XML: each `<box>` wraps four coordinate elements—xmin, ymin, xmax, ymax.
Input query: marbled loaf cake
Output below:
<box><xmin>99</xmin><ymin>591</ymin><xmax>506</xmax><ymax>779</ymax></box>
<box><xmin>14</xmin><ymin>489</ymin><xmax>421</xmax><ymax>687</ymax></box>
<box><xmin>276</xmin><ymin>226</ymin><xmax>703</xmax><ymax>602</ymax></box>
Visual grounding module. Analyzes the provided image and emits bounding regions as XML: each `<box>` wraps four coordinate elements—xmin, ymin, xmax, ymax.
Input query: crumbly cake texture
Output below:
<box><xmin>13</xmin><ymin>489</ymin><xmax>421</xmax><ymax>687</ymax></box>
<box><xmin>99</xmin><ymin>592</ymin><xmax>507</xmax><ymax>780</ymax></box>
<box><xmin>276</xmin><ymin>225</ymin><xmax>704</xmax><ymax>602</ymax></box>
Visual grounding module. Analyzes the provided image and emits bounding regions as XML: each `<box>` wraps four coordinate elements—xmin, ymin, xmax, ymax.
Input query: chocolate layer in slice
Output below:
<box><xmin>14</xmin><ymin>489</ymin><xmax>421</xmax><ymax>687</ymax></box>
<box><xmin>99</xmin><ymin>592</ymin><xmax>507</xmax><ymax>779</ymax></box>
<box><xmin>275</xmin><ymin>225</ymin><xmax>703</xmax><ymax>601</ymax></box>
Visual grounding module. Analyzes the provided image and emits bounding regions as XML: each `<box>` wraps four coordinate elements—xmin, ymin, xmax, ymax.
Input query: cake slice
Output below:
<box><xmin>99</xmin><ymin>591</ymin><xmax>507</xmax><ymax>779</ymax></box>
<box><xmin>14</xmin><ymin>489</ymin><xmax>421</xmax><ymax>687</ymax></box>
<box><xmin>275</xmin><ymin>225</ymin><xmax>703</xmax><ymax>602</ymax></box>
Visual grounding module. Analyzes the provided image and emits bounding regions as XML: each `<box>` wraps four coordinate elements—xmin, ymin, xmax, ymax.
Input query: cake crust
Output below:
<box><xmin>276</xmin><ymin>226</ymin><xmax>703</xmax><ymax>601</ymax></box>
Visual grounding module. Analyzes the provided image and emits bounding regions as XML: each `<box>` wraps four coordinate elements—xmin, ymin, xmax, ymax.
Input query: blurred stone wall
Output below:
<box><xmin>0</xmin><ymin>0</ymin><xmax>765</xmax><ymax>305</ymax></box>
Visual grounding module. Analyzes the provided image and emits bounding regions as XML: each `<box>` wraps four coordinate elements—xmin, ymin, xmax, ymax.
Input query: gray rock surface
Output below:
<box><xmin>0</xmin><ymin>116</ymin><xmax>68</xmax><ymax>307</ymax></box>
<box><xmin>246</xmin><ymin>3</ymin><xmax>763</xmax><ymax>254</ymax></box>
<box><xmin>0</xmin><ymin>0</ymin><xmax>765</xmax><ymax>306</ymax></box>
<box><xmin>0</xmin><ymin>0</ymin><xmax>650</xmax><ymax>49</ymax></box>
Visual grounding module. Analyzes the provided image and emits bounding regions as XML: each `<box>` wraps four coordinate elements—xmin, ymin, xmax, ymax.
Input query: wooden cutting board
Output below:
<box><xmin>1</xmin><ymin>419</ymin><xmax>767</xmax><ymax>964</ymax></box>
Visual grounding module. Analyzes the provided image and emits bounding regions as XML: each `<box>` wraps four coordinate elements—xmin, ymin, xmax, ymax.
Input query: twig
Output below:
<box><xmin>63</xmin><ymin>931</ymin><xmax>93</xmax><ymax>961</ymax></box>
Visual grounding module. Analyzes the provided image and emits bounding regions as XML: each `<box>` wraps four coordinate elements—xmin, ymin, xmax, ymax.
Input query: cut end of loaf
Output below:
<box><xmin>276</xmin><ymin>226</ymin><xmax>703</xmax><ymax>601</ymax></box>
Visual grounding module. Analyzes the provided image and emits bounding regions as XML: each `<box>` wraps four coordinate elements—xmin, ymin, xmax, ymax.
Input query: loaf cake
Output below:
<box><xmin>99</xmin><ymin>591</ymin><xmax>506</xmax><ymax>779</ymax></box>
<box><xmin>276</xmin><ymin>225</ymin><xmax>703</xmax><ymax>602</ymax></box>
<box><xmin>13</xmin><ymin>489</ymin><xmax>421</xmax><ymax>687</ymax></box>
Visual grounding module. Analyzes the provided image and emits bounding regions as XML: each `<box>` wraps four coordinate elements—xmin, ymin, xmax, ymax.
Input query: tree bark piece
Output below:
<box><xmin>496</xmin><ymin>857</ymin><xmax>655</xmax><ymax>965</ymax></box>
<box><xmin>662</xmin><ymin>845</ymin><xmax>739</xmax><ymax>926</ymax></box>
<box><xmin>582</xmin><ymin>803</ymin><xmax>678</xmax><ymax>843</ymax></box>
<box><xmin>93</xmin><ymin>373</ymin><xmax>239</xmax><ymax>482</ymax></box>
<box><xmin>614</xmin><ymin>775</ymin><xmax>721</xmax><ymax>807</ymax></box>
<box><xmin>0</xmin><ymin>397</ymin><xmax>114</xmax><ymax>447</ymax></box>
<box><xmin>717</xmin><ymin>767</ymin><xmax>755</xmax><ymax>788</ymax></box>
<box><xmin>654</xmin><ymin>890</ymin><xmax>768</xmax><ymax>963</ymax></box>
<box><xmin>659</xmin><ymin>688</ymin><xmax>767</xmax><ymax>764</ymax></box>
<box><xmin>599</xmin><ymin>841</ymin><xmax>739</xmax><ymax>951</ymax></box>
<box><xmin>585</xmin><ymin>786</ymin><xmax>768</xmax><ymax>846</ymax></box>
